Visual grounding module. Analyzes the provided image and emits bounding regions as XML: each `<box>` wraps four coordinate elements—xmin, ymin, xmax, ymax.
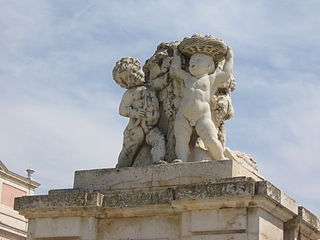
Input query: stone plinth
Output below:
<box><xmin>14</xmin><ymin>161</ymin><xmax>320</xmax><ymax>240</ymax></box>
<box><xmin>70</xmin><ymin>159</ymin><xmax>262</xmax><ymax>194</ymax></box>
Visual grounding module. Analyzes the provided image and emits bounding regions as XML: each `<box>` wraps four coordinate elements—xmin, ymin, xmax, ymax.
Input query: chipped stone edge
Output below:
<box><xmin>14</xmin><ymin>177</ymin><xmax>319</xmax><ymax>234</ymax></box>
<box><xmin>298</xmin><ymin>206</ymin><xmax>320</xmax><ymax>232</ymax></box>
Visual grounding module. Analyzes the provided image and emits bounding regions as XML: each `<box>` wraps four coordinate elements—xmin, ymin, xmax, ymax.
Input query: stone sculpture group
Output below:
<box><xmin>113</xmin><ymin>34</ymin><xmax>237</xmax><ymax>167</ymax></box>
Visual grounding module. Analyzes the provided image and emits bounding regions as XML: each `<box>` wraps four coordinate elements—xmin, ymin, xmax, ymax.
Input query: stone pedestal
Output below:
<box><xmin>14</xmin><ymin>160</ymin><xmax>319</xmax><ymax>240</ymax></box>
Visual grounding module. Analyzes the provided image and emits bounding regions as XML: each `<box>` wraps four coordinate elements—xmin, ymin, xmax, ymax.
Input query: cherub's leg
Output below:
<box><xmin>146</xmin><ymin>127</ymin><xmax>166</xmax><ymax>163</ymax></box>
<box><xmin>117</xmin><ymin>126</ymin><xmax>145</xmax><ymax>167</ymax></box>
<box><xmin>218</xmin><ymin>122</ymin><xmax>226</xmax><ymax>147</ymax></box>
<box><xmin>195</xmin><ymin>115</ymin><xmax>227</xmax><ymax>160</ymax></box>
<box><xmin>174</xmin><ymin>112</ymin><xmax>192</xmax><ymax>162</ymax></box>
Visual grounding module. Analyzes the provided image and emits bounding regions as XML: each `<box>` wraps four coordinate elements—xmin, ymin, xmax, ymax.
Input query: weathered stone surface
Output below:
<box><xmin>27</xmin><ymin>217</ymin><xmax>97</xmax><ymax>240</ymax></box>
<box><xmin>13</xmin><ymin>162</ymin><xmax>319</xmax><ymax>240</ymax></box>
<box><xmin>191</xmin><ymin>208</ymin><xmax>247</xmax><ymax>232</ymax></box>
<box><xmin>15</xmin><ymin>177</ymin><xmax>303</xmax><ymax>218</ymax></box>
<box><xmin>284</xmin><ymin>206</ymin><xmax>320</xmax><ymax>240</ymax></box>
<box><xmin>15</xmin><ymin>176</ymin><xmax>302</xmax><ymax>222</ymax></box>
<box><xmin>14</xmin><ymin>192</ymin><xmax>103</xmax><ymax>209</ymax></box>
<box><xmin>102</xmin><ymin>188</ymin><xmax>174</xmax><ymax>208</ymax></box>
<box><xmin>256</xmin><ymin>181</ymin><xmax>298</xmax><ymax>214</ymax></box>
<box><xmin>256</xmin><ymin>181</ymin><xmax>281</xmax><ymax>201</ymax></box>
<box><xmin>15</xmin><ymin>174</ymin><xmax>320</xmax><ymax>240</ymax></box>
<box><xmin>249</xmin><ymin>207</ymin><xmax>284</xmax><ymax>240</ymax></box>
<box><xmin>73</xmin><ymin>160</ymin><xmax>262</xmax><ymax>193</ymax></box>
<box><xmin>98</xmin><ymin>215</ymin><xmax>180</xmax><ymax>240</ymax></box>
<box><xmin>175</xmin><ymin>177</ymin><xmax>255</xmax><ymax>200</ymax></box>
<box><xmin>299</xmin><ymin>207</ymin><xmax>320</xmax><ymax>231</ymax></box>
<box><xmin>17</xmin><ymin>177</ymin><xmax>256</xmax><ymax>212</ymax></box>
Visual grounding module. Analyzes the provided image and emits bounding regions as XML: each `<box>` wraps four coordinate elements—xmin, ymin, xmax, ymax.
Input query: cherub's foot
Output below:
<box><xmin>155</xmin><ymin>160</ymin><xmax>168</xmax><ymax>165</ymax></box>
<box><xmin>172</xmin><ymin>159</ymin><xmax>184</xmax><ymax>164</ymax></box>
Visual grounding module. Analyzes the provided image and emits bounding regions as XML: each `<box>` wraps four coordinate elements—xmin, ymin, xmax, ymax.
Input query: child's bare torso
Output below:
<box><xmin>129</xmin><ymin>86</ymin><xmax>147</xmax><ymax>109</ymax></box>
<box><xmin>179</xmin><ymin>75</ymin><xmax>212</xmax><ymax>124</ymax></box>
<box><xmin>125</xmin><ymin>85</ymin><xmax>160</xmax><ymax>128</ymax></box>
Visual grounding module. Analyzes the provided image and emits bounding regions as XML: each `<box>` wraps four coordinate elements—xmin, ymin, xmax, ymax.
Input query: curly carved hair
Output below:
<box><xmin>112</xmin><ymin>57</ymin><xmax>145</xmax><ymax>89</ymax></box>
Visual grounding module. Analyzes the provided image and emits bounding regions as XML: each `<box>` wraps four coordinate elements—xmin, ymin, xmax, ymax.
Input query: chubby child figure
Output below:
<box><xmin>113</xmin><ymin>57</ymin><xmax>166</xmax><ymax>167</ymax></box>
<box><xmin>170</xmin><ymin>35</ymin><xmax>234</xmax><ymax>162</ymax></box>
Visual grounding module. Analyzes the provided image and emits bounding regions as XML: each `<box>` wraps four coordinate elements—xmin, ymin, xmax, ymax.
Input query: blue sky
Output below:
<box><xmin>0</xmin><ymin>0</ymin><xmax>319</xmax><ymax>216</ymax></box>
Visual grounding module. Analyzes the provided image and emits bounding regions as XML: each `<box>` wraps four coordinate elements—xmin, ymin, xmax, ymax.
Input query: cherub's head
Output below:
<box><xmin>112</xmin><ymin>57</ymin><xmax>145</xmax><ymax>89</ymax></box>
<box><xmin>178</xmin><ymin>34</ymin><xmax>227</xmax><ymax>77</ymax></box>
<box><xmin>189</xmin><ymin>53</ymin><xmax>215</xmax><ymax>77</ymax></box>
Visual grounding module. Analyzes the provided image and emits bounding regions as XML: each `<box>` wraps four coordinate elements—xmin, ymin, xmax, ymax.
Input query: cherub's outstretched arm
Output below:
<box><xmin>119</xmin><ymin>90</ymin><xmax>145</xmax><ymax>118</ymax></box>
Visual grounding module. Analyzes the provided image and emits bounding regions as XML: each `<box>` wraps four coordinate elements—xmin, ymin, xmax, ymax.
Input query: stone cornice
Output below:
<box><xmin>14</xmin><ymin>177</ymin><xmax>302</xmax><ymax>223</ymax></box>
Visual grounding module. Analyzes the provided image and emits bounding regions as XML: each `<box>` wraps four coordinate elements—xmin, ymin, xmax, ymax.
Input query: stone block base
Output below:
<box><xmin>14</xmin><ymin>161</ymin><xmax>319</xmax><ymax>240</ymax></box>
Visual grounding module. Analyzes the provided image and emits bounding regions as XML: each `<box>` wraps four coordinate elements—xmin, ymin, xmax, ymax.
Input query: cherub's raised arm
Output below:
<box><xmin>222</xmin><ymin>46</ymin><xmax>233</xmax><ymax>74</ymax></box>
<box><xmin>214</xmin><ymin>46</ymin><xmax>234</xmax><ymax>85</ymax></box>
<box><xmin>170</xmin><ymin>48</ymin><xmax>190</xmax><ymax>80</ymax></box>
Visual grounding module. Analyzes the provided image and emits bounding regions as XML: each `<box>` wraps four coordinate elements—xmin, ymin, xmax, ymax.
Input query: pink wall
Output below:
<box><xmin>1</xmin><ymin>183</ymin><xmax>27</xmax><ymax>208</ymax></box>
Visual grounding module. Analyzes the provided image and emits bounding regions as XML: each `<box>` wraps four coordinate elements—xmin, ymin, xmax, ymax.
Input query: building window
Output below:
<box><xmin>1</xmin><ymin>183</ymin><xmax>27</xmax><ymax>208</ymax></box>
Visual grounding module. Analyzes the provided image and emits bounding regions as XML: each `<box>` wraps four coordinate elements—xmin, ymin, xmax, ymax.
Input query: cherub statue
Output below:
<box><xmin>112</xmin><ymin>57</ymin><xmax>166</xmax><ymax>167</ymax></box>
<box><xmin>170</xmin><ymin>34</ymin><xmax>234</xmax><ymax>162</ymax></box>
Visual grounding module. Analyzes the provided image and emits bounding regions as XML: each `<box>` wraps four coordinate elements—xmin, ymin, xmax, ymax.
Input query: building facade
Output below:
<box><xmin>0</xmin><ymin>161</ymin><xmax>39</xmax><ymax>240</ymax></box>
